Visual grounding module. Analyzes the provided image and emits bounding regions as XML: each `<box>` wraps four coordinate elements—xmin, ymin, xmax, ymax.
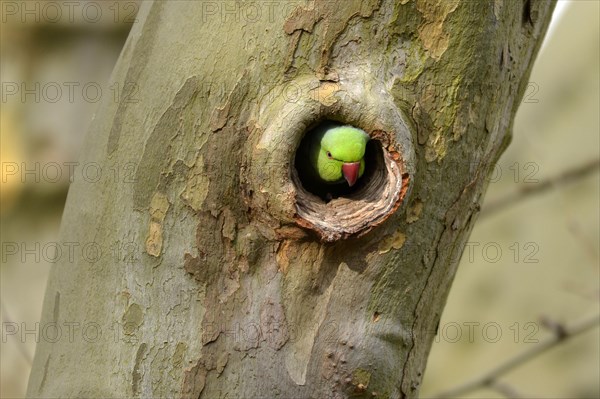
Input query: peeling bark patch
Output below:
<box><xmin>218</xmin><ymin>265</ymin><xmax>241</xmax><ymax>303</ymax></box>
<box><xmin>220</xmin><ymin>208</ymin><xmax>237</xmax><ymax>241</ymax></box>
<box><xmin>210</xmin><ymin>70</ymin><xmax>247</xmax><ymax>132</ymax></box>
<box><xmin>276</xmin><ymin>240</ymin><xmax>292</xmax><ymax>274</ymax></box>
<box><xmin>216</xmin><ymin>352</ymin><xmax>229</xmax><ymax>375</ymax></box>
<box><xmin>145</xmin><ymin>192</ymin><xmax>170</xmax><ymax>257</ymax></box>
<box><xmin>180</xmin><ymin>155</ymin><xmax>209</xmax><ymax>212</ymax></box>
<box><xmin>378</xmin><ymin>230</ymin><xmax>406</xmax><ymax>254</ymax></box>
<box><xmin>274</xmin><ymin>225</ymin><xmax>309</xmax><ymax>241</ymax></box>
<box><xmin>122</xmin><ymin>303</ymin><xmax>144</xmax><ymax>335</ymax></box>
<box><xmin>170</xmin><ymin>342</ymin><xmax>187</xmax><ymax>379</ymax></box>
<box><xmin>283</xmin><ymin>0</ymin><xmax>380</xmax><ymax>72</ymax></box>
<box><xmin>209</xmin><ymin>103</ymin><xmax>230</xmax><ymax>132</ymax></box>
<box><xmin>181</xmin><ymin>360</ymin><xmax>208</xmax><ymax>399</ymax></box>
<box><xmin>133</xmin><ymin>76</ymin><xmax>199</xmax><ymax>209</ymax></box>
<box><xmin>182</xmin><ymin>351</ymin><xmax>229</xmax><ymax>398</ymax></box>
<box><xmin>132</xmin><ymin>343</ymin><xmax>147</xmax><ymax>397</ymax></box>
<box><xmin>145</xmin><ymin>222</ymin><xmax>163</xmax><ymax>257</ymax></box>
<box><xmin>184</xmin><ymin>252</ymin><xmax>208</xmax><ymax>283</ymax></box>
<box><xmin>308</xmin><ymin>81</ymin><xmax>340</xmax><ymax>106</ymax></box>
<box><xmin>406</xmin><ymin>199</ymin><xmax>424</xmax><ymax>223</ymax></box>
<box><xmin>149</xmin><ymin>192</ymin><xmax>169</xmax><ymax>224</ymax></box>
<box><xmin>284</xmin><ymin>6</ymin><xmax>318</xmax><ymax>34</ymax></box>
<box><xmin>416</xmin><ymin>0</ymin><xmax>460</xmax><ymax>60</ymax></box>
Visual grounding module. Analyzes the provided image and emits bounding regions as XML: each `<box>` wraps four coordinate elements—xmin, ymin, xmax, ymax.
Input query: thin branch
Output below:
<box><xmin>431</xmin><ymin>313</ymin><xmax>600</xmax><ymax>399</ymax></box>
<box><xmin>481</xmin><ymin>158</ymin><xmax>600</xmax><ymax>218</ymax></box>
<box><xmin>489</xmin><ymin>380</ymin><xmax>523</xmax><ymax>398</ymax></box>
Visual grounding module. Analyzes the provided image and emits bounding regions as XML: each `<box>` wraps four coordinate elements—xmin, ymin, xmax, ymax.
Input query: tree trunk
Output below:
<box><xmin>27</xmin><ymin>1</ymin><xmax>554</xmax><ymax>398</ymax></box>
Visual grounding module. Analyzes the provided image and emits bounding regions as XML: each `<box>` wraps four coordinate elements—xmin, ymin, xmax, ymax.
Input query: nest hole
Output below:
<box><xmin>292</xmin><ymin>121</ymin><xmax>406</xmax><ymax>242</ymax></box>
<box><xmin>294</xmin><ymin>122</ymin><xmax>384</xmax><ymax>201</ymax></box>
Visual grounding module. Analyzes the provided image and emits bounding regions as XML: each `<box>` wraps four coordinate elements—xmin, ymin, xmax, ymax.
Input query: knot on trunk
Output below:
<box><xmin>244</xmin><ymin>75</ymin><xmax>415</xmax><ymax>242</ymax></box>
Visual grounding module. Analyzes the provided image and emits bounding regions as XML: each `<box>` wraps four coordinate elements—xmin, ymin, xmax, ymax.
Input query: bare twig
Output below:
<box><xmin>481</xmin><ymin>158</ymin><xmax>600</xmax><ymax>218</ymax></box>
<box><xmin>431</xmin><ymin>313</ymin><xmax>600</xmax><ymax>399</ymax></box>
<box><xmin>489</xmin><ymin>380</ymin><xmax>523</xmax><ymax>398</ymax></box>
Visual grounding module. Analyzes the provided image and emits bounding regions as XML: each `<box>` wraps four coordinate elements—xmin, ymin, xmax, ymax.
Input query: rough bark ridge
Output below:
<box><xmin>28</xmin><ymin>1</ymin><xmax>554</xmax><ymax>398</ymax></box>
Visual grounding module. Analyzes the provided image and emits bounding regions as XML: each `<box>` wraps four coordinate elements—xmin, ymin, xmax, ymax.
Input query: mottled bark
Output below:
<box><xmin>27</xmin><ymin>1</ymin><xmax>554</xmax><ymax>398</ymax></box>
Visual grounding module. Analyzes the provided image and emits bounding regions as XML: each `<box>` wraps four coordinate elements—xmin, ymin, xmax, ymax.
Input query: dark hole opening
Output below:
<box><xmin>294</xmin><ymin>121</ymin><xmax>383</xmax><ymax>202</ymax></box>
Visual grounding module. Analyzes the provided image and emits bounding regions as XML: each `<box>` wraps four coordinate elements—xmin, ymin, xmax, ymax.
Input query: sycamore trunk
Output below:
<box><xmin>27</xmin><ymin>1</ymin><xmax>554</xmax><ymax>398</ymax></box>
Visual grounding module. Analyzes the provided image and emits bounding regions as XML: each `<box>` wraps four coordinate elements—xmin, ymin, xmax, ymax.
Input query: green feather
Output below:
<box><xmin>300</xmin><ymin>124</ymin><xmax>370</xmax><ymax>185</ymax></box>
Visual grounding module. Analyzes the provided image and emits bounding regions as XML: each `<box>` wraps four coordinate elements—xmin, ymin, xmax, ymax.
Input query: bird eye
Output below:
<box><xmin>327</xmin><ymin>151</ymin><xmax>332</xmax><ymax>159</ymax></box>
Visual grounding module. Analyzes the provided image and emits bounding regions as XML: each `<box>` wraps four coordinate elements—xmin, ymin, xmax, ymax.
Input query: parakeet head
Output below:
<box><xmin>317</xmin><ymin>125</ymin><xmax>370</xmax><ymax>186</ymax></box>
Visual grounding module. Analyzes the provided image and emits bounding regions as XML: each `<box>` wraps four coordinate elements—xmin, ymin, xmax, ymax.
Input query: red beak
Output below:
<box><xmin>342</xmin><ymin>162</ymin><xmax>361</xmax><ymax>187</ymax></box>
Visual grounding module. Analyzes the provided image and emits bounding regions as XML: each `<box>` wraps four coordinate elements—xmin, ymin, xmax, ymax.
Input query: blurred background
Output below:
<box><xmin>1</xmin><ymin>1</ymin><xmax>598</xmax><ymax>398</ymax></box>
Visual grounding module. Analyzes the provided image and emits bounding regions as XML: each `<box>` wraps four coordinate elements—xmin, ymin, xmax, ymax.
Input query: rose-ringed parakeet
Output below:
<box><xmin>296</xmin><ymin>123</ymin><xmax>370</xmax><ymax>198</ymax></box>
